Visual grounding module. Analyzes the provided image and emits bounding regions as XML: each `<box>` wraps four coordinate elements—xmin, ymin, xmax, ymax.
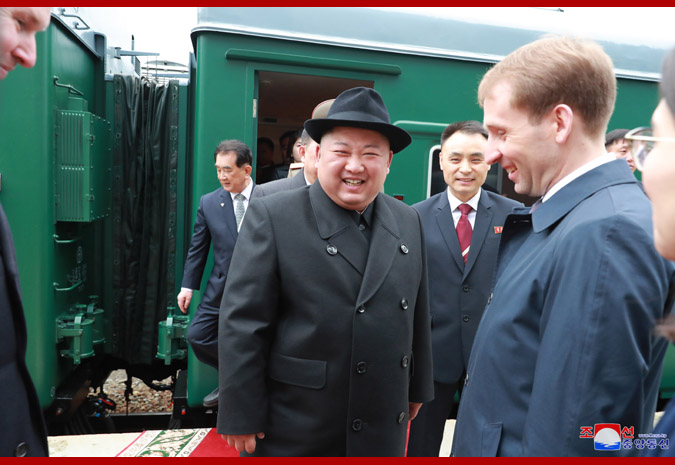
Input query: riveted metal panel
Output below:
<box><xmin>54</xmin><ymin>110</ymin><xmax>112</xmax><ymax>222</ymax></box>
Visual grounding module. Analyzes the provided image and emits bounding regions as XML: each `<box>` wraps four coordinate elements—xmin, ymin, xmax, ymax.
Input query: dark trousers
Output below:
<box><xmin>407</xmin><ymin>380</ymin><xmax>459</xmax><ymax>457</ymax></box>
<box><xmin>186</xmin><ymin>304</ymin><xmax>219</xmax><ymax>369</ymax></box>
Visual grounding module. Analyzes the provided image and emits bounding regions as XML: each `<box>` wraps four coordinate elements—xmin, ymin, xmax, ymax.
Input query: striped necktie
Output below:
<box><xmin>456</xmin><ymin>203</ymin><xmax>472</xmax><ymax>264</ymax></box>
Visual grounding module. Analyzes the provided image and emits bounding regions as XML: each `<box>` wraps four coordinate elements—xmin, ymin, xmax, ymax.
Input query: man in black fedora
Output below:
<box><xmin>216</xmin><ymin>87</ymin><xmax>434</xmax><ymax>456</ymax></box>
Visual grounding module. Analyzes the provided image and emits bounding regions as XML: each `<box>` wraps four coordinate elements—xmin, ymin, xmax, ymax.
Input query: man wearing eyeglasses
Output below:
<box><xmin>452</xmin><ymin>36</ymin><xmax>675</xmax><ymax>457</ymax></box>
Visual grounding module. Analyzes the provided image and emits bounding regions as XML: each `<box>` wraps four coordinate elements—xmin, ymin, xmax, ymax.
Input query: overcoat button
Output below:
<box><xmin>400</xmin><ymin>244</ymin><xmax>409</xmax><ymax>254</ymax></box>
<box><xmin>398</xmin><ymin>412</ymin><xmax>406</xmax><ymax>424</ymax></box>
<box><xmin>463</xmin><ymin>315</ymin><xmax>470</xmax><ymax>322</ymax></box>
<box><xmin>352</xmin><ymin>419</ymin><xmax>362</xmax><ymax>431</ymax></box>
<box><xmin>401</xmin><ymin>356</ymin><xmax>409</xmax><ymax>368</ymax></box>
<box><xmin>463</xmin><ymin>285</ymin><xmax>470</xmax><ymax>292</ymax></box>
<box><xmin>400</xmin><ymin>298</ymin><xmax>408</xmax><ymax>310</ymax></box>
<box><xmin>326</xmin><ymin>244</ymin><xmax>338</xmax><ymax>255</ymax></box>
<box><xmin>357</xmin><ymin>305</ymin><xmax>365</xmax><ymax>314</ymax></box>
<box><xmin>15</xmin><ymin>442</ymin><xmax>28</xmax><ymax>457</ymax></box>
<box><xmin>356</xmin><ymin>361</ymin><xmax>367</xmax><ymax>374</ymax></box>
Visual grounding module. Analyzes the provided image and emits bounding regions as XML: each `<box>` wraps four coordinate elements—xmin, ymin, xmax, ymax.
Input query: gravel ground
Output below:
<box><xmin>90</xmin><ymin>369</ymin><xmax>173</xmax><ymax>414</ymax></box>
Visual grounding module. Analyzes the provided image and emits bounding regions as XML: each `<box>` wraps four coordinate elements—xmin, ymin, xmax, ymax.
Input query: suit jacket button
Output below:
<box><xmin>352</xmin><ymin>419</ymin><xmax>362</xmax><ymax>431</ymax></box>
<box><xmin>400</xmin><ymin>243</ymin><xmax>409</xmax><ymax>254</ymax></box>
<box><xmin>15</xmin><ymin>442</ymin><xmax>28</xmax><ymax>457</ymax></box>
<box><xmin>398</xmin><ymin>412</ymin><xmax>406</xmax><ymax>424</ymax></box>
<box><xmin>326</xmin><ymin>244</ymin><xmax>338</xmax><ymax>255</ymax></box>
<box><xmin>357</xmin><ymin>305</ymin><xmax>365</xmax><ymax>313</ymax></box>
<box><xmin>356</xmin><ymin>361</ymin><xmax>367</xmax><ymax>374</ymax></box>
<box><xmin>401</xmin><ymin>356</ymin><xmax>409</xmax><ymax>368</ymax></box>
<box><xmin>463</xmin><ymin>315</ymin><xmax>470</xmax><ymax>322</ymax></box>
<box><xmin>463</xmin><ymin>285</ymin><xmax>470</xmax><ymax>292</ymax></box>
<box><xmin>400</xmin><ymin>298</ymin><xmax>408</xmax><ymax>310</ymax></box>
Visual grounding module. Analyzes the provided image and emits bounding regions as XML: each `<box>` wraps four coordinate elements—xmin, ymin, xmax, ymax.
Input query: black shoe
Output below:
<box><xmin>203</xmin><ymin>387</ymin><xmax>219</xmax><ymax>408</ymax></box>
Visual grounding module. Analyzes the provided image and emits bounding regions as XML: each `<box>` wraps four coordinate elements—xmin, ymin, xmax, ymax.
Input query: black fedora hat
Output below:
<box><xmin>304</xmin><ymin>87</ymin><xmax>412</xmax><ymax>154</ymax></box>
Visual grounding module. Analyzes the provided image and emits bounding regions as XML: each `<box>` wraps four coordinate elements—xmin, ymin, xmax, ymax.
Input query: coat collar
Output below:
<box><xmin>309</xmin><ymin>181</ymin><xmax>401</xmax><ymax>304</ymax></box>
<box><xmin>532</xmin><ymin>159</ymin><xmax>639</xmax><ymax>233</ymax></box>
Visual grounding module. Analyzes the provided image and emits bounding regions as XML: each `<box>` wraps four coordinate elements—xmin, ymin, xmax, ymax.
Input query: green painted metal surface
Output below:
<box><xmin>0</xmin><ymin>19</ymin><xmax>108</xmax><ymax>408</ymax></box>
<box><xmin>54</xmin><ymin>108</ymin><xmax>112</xmax><ymax>222</ymax></box>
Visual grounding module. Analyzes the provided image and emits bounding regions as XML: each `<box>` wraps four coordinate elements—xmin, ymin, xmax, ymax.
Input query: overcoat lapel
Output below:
<box><xmin>310</xmin><ymin>182</ymin><xmax>368</xmax><ymax>275</ymax></box>
<box><xmin>220</xmin><ymin>189</ymin><xmax>238</xmax><ymax>241</ymax></box>
<box><xmin>435</xmin><ymin>194</ymin><xmax>464</xmax><ymax>272</ymax></box>
<box><xmin>356</xmin><ymin>194</ymin><xmax>400</xmax><ymax>306</ymax></box>
<box><xmin>463</xmin><ymin>190</ymin><xmax>493</xmax><ymax>279</ymax></box>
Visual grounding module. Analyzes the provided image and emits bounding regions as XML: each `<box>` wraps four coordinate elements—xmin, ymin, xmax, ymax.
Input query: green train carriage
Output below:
<box><xmin>0</xmin><ymin>7</ymin><xmax>672</xmax><ymax>432</ymax></box>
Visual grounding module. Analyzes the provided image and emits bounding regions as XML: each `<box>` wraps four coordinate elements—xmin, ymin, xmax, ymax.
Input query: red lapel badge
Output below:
<box><xmin>494</xmin><ymin>226</ymin><xmax>503</xmax><ymax>234</ymax></box>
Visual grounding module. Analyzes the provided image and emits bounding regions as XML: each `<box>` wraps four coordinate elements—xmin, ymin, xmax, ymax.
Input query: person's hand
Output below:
<box><xmin>409</xmin><ymin>402</ymin><xmax>423</xmax><ymax>421</ymax></box>
<box><xmin>177</xmin><ymin>289</ymin><xmax>193</xmax><ymax>314</ymax></box>
<box><xmin>221</xmin><ymin>433</ymin><xmax>265</xmax><ymax>454</ymax></box>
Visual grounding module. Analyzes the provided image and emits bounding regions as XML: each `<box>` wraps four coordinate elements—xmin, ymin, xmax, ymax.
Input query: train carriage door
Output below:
<box><xmin>255</xmin><ymin>71</ymin><xmax>373</xmax><ymax>184</ymax></box>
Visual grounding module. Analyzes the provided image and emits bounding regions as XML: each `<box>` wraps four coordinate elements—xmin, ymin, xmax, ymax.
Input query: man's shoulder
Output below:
<box><xmin>412</xmin><ymin>192</ymin><xmax>444</xmax><ymax>214</ymax></box>
<box><xmin>202</xmin><ymin>187</ymin><xmax>225</xmax><ymax>202</ymax></box>
<box><xmin>380</xmin><ymin>193</ymin><xmax>421</xmax><ymax>222</ymax></box>
<box><xmin>253</xmin><ymin>183</ymin><xmax>310</xmax><ymax>210</ymax></box>
<box><xmin>254</xmin><ymin>177</ymin><xmax>297</xmax><ymax>198</ymax></box>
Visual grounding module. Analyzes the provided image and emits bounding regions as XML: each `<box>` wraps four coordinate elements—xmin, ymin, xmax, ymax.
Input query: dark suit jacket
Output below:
<box><xmin>251</xmin><ymin>168</ymin><xmax>307</xmax><ymax>199</ymax></box>
<box><xmin>216</xmin><ymin>181</ymin><xmax>434</xmax><ymax>456</ymax></box>
<box><xmin>413</xmin><ymin>190</ymin><xmax>521</xmax><ymax>384</ymax></box>
<box><xmin>181</xmin><ymin>185</ymin><xmax>254</xmax><ymax>310</ymax></box>
<box><xmin>0</xmin><ymin>204</ymin><xmax>48</xmax><ymax>457</ymax></box>
<box><xmin>453</xmin><ymin>160</ymin><xmax>675</xmax><ymax>456</ymax></box>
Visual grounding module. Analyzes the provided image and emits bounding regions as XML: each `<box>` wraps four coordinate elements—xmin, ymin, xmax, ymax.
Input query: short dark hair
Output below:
<box><xmin>214</xmin><ymin>139</ymin><xmax>252</xmax><ymax>167</ymax></box>
<box><xmin>605</xmin><ymin>128</ymin><xmax>630</xmax><ymax>148</ymax></box>
<box><xmin>662</xmin><ymin>47</ymin><xmax>675</xmax><ymax>118</ymax></box>
<box><xmin>441</xmin><ymin>120</ymin><xmax>488</xmax><ymax>146</ymax></box>
<box><xmin>257</xmin><ymin>137</ymin><xmax>274</xmax><ymax>152</ymax></box>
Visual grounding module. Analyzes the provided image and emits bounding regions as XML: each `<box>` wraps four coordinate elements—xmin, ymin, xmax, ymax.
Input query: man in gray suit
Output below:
<box><xmin>217</xmin><ymin>87</ymin><xmax>434</xmax><ymax>456</ymax></box>
<box><xmin>251</xmin><ymin>129</ymin><xmax>317</xmax><ymax>198</ymax></box>
<box><xmin>177</xmin><ymin>140</ymin><xmax>254</xmax><ymax>407</ymax></box>
<box><xmin>1</xmin><ymin>7</ymin><xmax>52</xmax><ymax>457</ymax></box>
<box><xmin>407</xmin><ymin>121</ymin><xmax>521</xmax><ymax>456</ymax></box>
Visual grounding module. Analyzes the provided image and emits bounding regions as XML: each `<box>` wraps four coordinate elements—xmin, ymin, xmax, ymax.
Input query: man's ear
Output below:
<box><xmin>552</xmin><ymin>104</ymin><xmax>574</xmax><ymax>144</ymax></box>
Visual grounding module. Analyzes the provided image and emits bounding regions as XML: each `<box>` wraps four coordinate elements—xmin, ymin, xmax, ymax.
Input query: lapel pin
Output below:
<box><xmin>494</xmin><ymin>226</ymin><xmax>503</xmax><ymax>234</ymax></box>
<box><xmin>220</xmin><ymin>202</ymin><xmax>225</xmax><ymax>207</ymax></box>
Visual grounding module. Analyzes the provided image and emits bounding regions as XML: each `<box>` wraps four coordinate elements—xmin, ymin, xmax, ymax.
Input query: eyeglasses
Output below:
<box><xmin>624</xmin><ymin>127</ymin><xmax>675</xmax><ymax>171</ymax></box>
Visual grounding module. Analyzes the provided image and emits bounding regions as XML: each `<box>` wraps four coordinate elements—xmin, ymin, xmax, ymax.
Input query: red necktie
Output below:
<box><xmin>457</xmin><ymin>203</ymin><xmax>473</xmax><ymax>264</ymax></box>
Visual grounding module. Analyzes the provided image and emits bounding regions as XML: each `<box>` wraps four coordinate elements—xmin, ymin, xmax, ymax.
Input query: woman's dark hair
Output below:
<box><xmin>662</xmin><ymin>47</ymin><xmax>675</xmax><ymax>117</ymax></box>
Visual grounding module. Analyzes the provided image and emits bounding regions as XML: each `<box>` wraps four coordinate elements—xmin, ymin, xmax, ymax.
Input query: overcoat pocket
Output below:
<box><xmin>268</xmin><ymin>352</ymin><xmax>327</xmax><ymax>389</ymax></box>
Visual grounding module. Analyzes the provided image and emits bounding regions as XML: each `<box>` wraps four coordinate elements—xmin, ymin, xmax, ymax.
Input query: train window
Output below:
<box><xmin>256</xmin><ymin>71</ymin><xmax>373</xmax><ymax>183</ymax></box>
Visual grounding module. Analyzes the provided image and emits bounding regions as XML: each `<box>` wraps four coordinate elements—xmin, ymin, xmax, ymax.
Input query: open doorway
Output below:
<box><xmin>256</xmin><ymin>71</ymin><xmax>373</xmax><ymax>183</ymax></box>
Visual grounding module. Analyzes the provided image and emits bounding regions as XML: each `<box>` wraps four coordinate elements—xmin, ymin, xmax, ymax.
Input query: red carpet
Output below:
<box><xmin>116</xmin><ymin>428</ymin><xmax>239</xmax><ymax>457</ymax></box>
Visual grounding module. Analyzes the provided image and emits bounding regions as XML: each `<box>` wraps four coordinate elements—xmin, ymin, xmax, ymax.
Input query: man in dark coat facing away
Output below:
<box><xmin>216</xmin><ymin>87</ymin><xmax>434</xmax><ymax>456</ymax></box>
<box><xmin>0</xmin><ymin>7</ymin><xmax>52</xmax><ymax>457</ymax></box>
